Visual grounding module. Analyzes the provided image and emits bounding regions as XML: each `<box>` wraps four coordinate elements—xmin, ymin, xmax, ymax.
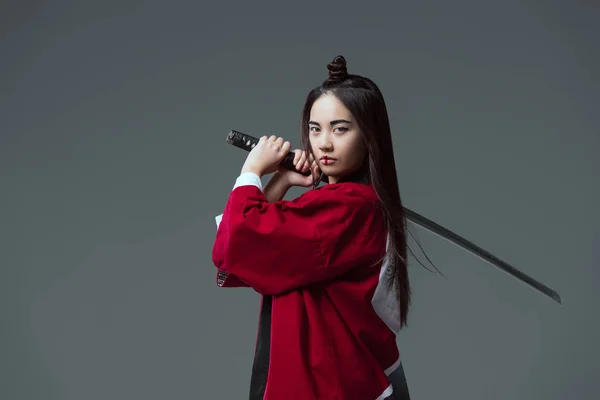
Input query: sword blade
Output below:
<box><xmin>403</xmin><ymin>207</ymin><xmax>562</xmax><ymax>304</ymax></box>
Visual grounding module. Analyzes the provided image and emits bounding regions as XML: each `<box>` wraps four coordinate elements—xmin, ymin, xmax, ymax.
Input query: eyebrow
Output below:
<box><xmin>308</xmin><ymin>119</ymin><xmax>352</xmax><ymax>126</ymax></box>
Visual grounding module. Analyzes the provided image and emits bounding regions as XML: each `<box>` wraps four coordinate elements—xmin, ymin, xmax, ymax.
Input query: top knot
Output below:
<box><xmin>327</xmin><ymin>55</ymin><xmax>348</xmax><ymax>81</ymax></box>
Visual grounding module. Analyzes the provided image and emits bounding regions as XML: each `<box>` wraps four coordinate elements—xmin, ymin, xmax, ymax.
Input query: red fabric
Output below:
<box><xmin>212</xmin><ymin>183</ymin><xmax>400</xmax><ymax>399</ymax></box>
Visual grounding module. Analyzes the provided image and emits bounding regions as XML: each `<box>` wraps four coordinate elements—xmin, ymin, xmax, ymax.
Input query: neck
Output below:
<box><xmin>325</xmin><ymin>163</ymin><xmax>370</xmax><ymax>185</ymax></box>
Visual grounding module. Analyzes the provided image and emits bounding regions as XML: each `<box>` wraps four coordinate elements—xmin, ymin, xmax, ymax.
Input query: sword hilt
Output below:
<box><xmin>226</xmin><ymin>130</ymin><xmax>311</xmax><ymax>176</ymax></box>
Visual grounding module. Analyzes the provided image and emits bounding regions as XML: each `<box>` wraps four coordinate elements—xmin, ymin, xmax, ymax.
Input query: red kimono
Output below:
<box><xmin>212</xmin><ymin>173</ymin><xmax>410</xmax><ymax>400</ymax></box>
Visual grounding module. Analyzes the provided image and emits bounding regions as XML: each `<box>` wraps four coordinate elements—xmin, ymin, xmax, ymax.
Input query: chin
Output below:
<box><xmin>319</xmin><ymin>162</ymin><xmax>337</xmax><ymax>170</ymax></box>
<box><xmin>319</xmin><ymin>166</ymin><xmax>336</xmax><ymax>175</ymax></box>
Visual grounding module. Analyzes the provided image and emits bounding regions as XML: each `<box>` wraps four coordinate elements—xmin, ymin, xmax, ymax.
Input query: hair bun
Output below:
<box><xmin>327</xmin><ymin>55</ymin><xmax>348</xmax><ymax>80</ymax></box>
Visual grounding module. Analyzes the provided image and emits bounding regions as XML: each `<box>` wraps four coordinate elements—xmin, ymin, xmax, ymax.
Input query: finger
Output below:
<box><xmin>306</xmin><ymin>172</ymin><xmax>315</xmax><ymax>184</ymax></box>
<box><xmin>302</xmin><ymin>159</ymin><xmax>310</xmax><ymax>172</ymax></box>
<box><xmin>281</xmin><ymin>141</ymin><xmax>291</xmax><ymax>154</ymax></box>
<box><xmin>268</xmin><ymin>137</ymin><xmax>282</xmax><ymax>152</ymax></box>
<box><xmin>296</xmin><ymin>151</ymin><xmax>306</xmax><ymax>169</ymax></box>
<box><xmin>293</xmin><ymin>149</ymin><xmax>302</xmax><ymax>165</ymax></box>
<box><xmin>312</xmin><ymin>163</ymin><xmax>320</xmax><ymax>175</ymax></box>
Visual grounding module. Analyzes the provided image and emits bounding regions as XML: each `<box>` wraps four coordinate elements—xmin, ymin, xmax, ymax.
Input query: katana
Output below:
<box><xmin>226</xmin><ymin>129</ymin><xmax>562</xmax><ymax>305</ymax></box>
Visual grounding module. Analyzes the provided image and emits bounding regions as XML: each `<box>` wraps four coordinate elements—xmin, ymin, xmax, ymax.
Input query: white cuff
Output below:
<box><xmin>216</xmin><ymin>173</ymin><xmax>262</xmax><ymax>230</ymax></box>
<box><xmin>233</xmin><ymin>172</ymin><xmax>263</xmax><ymax>191</ymax></box>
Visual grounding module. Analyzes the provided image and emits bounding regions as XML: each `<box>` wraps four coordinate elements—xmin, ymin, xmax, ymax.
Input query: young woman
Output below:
<box><xmin>212</xmin><ymin>55</ymin><xmax>411</xmax><ymax>400</ymax></box>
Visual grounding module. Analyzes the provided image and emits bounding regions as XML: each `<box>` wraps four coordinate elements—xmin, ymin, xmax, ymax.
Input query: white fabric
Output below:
<box><xmin>374</xmin><ymin>384</ymin><xmax>394</xmax><ymax>400</ymax></box>
<box><xmin>370</xmin><ymin>234</ymin><xmax>401</xmax><ymax>334</ymax></box>
<box><xmin>215</xmin><ymin>172</ymin><xmax>263</xmax><ymax>228</ymax></box>
<box><xmin>234</xmin><ymin>172</ymin><xmax>263</xmax><ymax>191</ymax></box>
<box><xmin>384</xmin><ymin>357</ymin><xmax>401</xmax><ymax>376</ymax></box>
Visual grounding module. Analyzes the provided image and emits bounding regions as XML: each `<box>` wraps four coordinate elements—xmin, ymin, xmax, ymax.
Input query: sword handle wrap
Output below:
<box><xmin>226</xmin><ymin>130</ymin><xmax>311</xmax><ymax>176</ymax></box>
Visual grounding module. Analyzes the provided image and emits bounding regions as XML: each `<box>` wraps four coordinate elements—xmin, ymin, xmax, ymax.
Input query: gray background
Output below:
<box><xmin>1</xmin><ymin>0</ymin><xmax>598</xmax><ymax>399</ymax></box>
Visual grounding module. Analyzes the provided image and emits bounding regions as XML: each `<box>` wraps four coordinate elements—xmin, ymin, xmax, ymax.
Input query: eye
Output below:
<box><xmin>309</xmin><ymin>126</ymin><xmax>320</xmax><ymax>133</ymax></box>
<box><xmin>334</xmin><ymin>126</ymin><xmax>348</xmax><ymax>133</ymax></box>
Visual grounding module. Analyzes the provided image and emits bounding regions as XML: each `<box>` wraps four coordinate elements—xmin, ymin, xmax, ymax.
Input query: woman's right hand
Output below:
<box><xmin>277</xmin><ymin>149</ymin><xmax>319</xmax><ymax>188</ymax></box>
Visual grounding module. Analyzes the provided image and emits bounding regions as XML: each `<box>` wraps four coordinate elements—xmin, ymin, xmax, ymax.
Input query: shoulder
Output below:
<box><xmin>293</xmin><ymin>183</ymin><xmax>382</xmax><ymax>218</ymax></box>
<box><xmin>300</xmin><ymin>182</ymin><xmax>379</xmax><ymax>204</ymax></box>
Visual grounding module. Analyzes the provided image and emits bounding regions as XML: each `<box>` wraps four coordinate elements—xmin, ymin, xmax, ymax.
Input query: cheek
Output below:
<box><xmin>309</xmin><ymin>140</ymin><xmax>318</xmax><ymax>158</ymax></box>
<box><xmin>347</xmin><ymin>138</ymin><xmax>367</xmax><ymax>162</ymax></box>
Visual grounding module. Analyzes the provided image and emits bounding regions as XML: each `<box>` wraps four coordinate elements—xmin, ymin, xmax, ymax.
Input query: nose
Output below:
<box><xmin>318</xmin><ymin>133</ymin><xmax>333</xmax><ymax>152</ymax></box>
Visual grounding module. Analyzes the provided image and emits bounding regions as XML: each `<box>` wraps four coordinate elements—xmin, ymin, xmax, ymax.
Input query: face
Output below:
<box><xmin>308</xmin><ymin>93</ymin><xmax>367</xmax><ymax>184</ymax></box>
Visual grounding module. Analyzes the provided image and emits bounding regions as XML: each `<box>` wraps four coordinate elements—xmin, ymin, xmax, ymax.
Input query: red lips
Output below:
<box><xmin>320</xmin><ymin>155</ymin><xmax>336</xmax><ymax>165</ymax></box>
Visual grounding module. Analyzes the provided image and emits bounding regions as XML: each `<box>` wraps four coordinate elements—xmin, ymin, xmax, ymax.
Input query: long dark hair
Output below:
<box><xmin>300</xmin><ymin>55</ymin><xmax>412</xmax><ymax>327</ymax></box>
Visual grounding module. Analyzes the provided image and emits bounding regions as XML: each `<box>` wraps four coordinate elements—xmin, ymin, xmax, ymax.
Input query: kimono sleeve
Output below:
<box><xmin>211</xmin><ymin>183</ymin><xmax>386</xmax><ymax>295</ymax></box>
<box><xmin>214</xmin><ymin>214</ymin><xmax>250</xmax><ymax>288</ymax></box>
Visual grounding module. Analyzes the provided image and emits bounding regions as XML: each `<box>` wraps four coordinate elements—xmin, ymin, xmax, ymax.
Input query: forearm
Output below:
<box><xmin>264</xmin><ymin>172</ymin><xmax>292</xmax><ymax>203</ymax></box>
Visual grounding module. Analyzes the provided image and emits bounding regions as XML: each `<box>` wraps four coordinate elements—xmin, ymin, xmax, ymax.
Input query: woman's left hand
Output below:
<box><xmin>241</xmin><ymin>135</ymin><xmax>291</xmax><ymax>176</ymax></box>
